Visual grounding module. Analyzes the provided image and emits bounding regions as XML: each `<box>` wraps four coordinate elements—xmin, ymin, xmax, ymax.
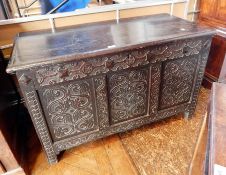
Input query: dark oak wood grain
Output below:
<box><xmin>7</xmin><ymin>14</ymin><xmax>215</xmax><ymax>164</ymax></box>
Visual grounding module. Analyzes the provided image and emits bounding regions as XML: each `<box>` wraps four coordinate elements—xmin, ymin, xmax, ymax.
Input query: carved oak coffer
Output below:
<box><xmin>7</xmin><ymin>14</ymin><xmax>215</xmax><ymax>164</ymax></box>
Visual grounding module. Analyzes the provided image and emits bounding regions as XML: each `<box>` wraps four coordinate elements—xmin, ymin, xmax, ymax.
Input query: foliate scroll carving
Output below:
<box><xmin>159</xmin><ymin>57</ymin><xmax>198</xmax><ymax>109</ymax></box>
<box><xmin>36</xmin><ymin>58</ymin><xmax>108</xmax><ymax>86</ymax></box>
<box><xmin>53</xmin><ymin>115</ymin><xmax>153</xmax><ymax>152</ymax></box>
<box><xmin>36</xmin><ymin>50</ymin><xmax>150</xmax><ymax>86</ymax></box>
<box><xmin>35</xmin><ymin>38</ymin><xmax>207</xmax><ymax>87</ymax></box>
<box><xmin>53</xmin><ymin>101</ymin><xmax>185</xmax><ymax>153</ymax></box>
<box><xmin>108</xmin><ymin>68</ymin><xmax>149</xmax><ymax>124</ymax></box>
<box><xmin>94</xmin><ymin>76</ymin><xmax>109</xmax><ymax>129</ymax></box>
<box><xmin>40</xmin><ymin>80</ymin><xmax>97</xmax><ymax>140</ymax></box>
<box><xmin>110</xmin><ymin>50</ymin><xmax>150</xmax><ymax>71</ymax></box>
<box><xmin>149</xmin><ymin>38</ymin><xmax>203</xmax><ymax>63</ymax></box>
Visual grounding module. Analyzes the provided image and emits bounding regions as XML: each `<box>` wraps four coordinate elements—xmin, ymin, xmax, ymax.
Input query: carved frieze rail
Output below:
<box><xmin>35</xmin><ymin>38</ymin><xmax>208</xmax><ymax>87</ymax></box>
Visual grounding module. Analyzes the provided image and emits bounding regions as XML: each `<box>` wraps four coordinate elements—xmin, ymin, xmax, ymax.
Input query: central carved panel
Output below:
<box><xmin>108</xmin><ymin>68</ymin><xmax>149</xmax><ymax>124</ymax></box>
<box><xmin>39</xmin><ymin>80</ymin><xmax>97</xmax><ymax>141</ymax></box>
<box><xmin>159</xmin><ymin>56</ymin><xmax>198</xmax><ymax>110</ymax></box>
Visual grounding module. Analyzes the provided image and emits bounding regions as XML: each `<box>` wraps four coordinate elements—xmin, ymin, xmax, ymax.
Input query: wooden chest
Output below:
<box><xmin>7</xmin><ymin>14</ymin><xmax>215</xmax><ymax>164</ymax></box>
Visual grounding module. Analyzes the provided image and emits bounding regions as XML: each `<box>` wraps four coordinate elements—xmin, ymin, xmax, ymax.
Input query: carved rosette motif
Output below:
<box><xmin>40</xmin><ymin>80</ymin><xmax>97</xmax><ymax>140</ymax></box>
<box><xmin>108</xmin><ymin>68</ymin><xmax>148</xmax><ymax>124</ymax></box>
<box><xmin>94</xmin><ymin>76</ymin><xmax>109</xmax><ymax>129</ymax></box>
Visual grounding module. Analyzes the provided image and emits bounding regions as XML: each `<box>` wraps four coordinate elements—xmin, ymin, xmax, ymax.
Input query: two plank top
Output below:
<box><xmin>7</xmin><ymin>13</ymin><xmax>215</xmax><ymax>73</ymax></box>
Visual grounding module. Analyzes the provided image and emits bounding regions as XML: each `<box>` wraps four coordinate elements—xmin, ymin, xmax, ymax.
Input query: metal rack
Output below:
<box><xmin>0</xmin><ymin>0</ymin><xmax>13</xmax><ymax>19</ymax></box>
<box><xmin>13</xmin><ymin>0</ymin><xmax>74</xmax><ymax>17</ymax></box>
<box><xmin>0</xmin><ymin>0</ymin><xmax>200</xmax><ymax>52</ymax></box>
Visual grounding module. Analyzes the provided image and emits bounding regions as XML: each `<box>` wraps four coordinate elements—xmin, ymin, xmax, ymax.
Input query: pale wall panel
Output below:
<box><xmin>187</xmin><ymin>0</ymin><xmax>200</xmax><ymax>21</ymax></box>
<box><xmin>55</xmin><ymin>11</ymin><xmax>116</xmax><ymax>28</ymax></box>
<box><xmin>173</xmin><ymin>3</ymin><xmax>186</xmax><ymax>18</ymax></box>
<box><xmin>0</xmin><ymin>20</ymin><xmax>50</xmax><ymax>46</ymax></box>
<box><xmin>120</xmin><ymin>5</ymin><xmax>171</xmax><ymax>18</ymax></box>
<box><xmin>188</xmin><ymin>0</ymin><xmax>196</xmax><ymax>11</ymax></box>
<box><xmin>187</xmin><ymin>14</ymin><xmax>193</xmax><ymax>21</ymax></box>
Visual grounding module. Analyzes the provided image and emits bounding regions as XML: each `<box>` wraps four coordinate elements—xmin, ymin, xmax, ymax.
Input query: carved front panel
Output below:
<box><xmin>107</xmin><ymin>68</ymin><xmax>149</xmax><ymax>124</ymax></box>
<box><xmin>159</xmin><ymin>56</ymin><xmax>198</xmax><ymax>110</ymax></box>
<box><xmin>39</xmin><ymin>79</ymin><xmax>98</xmax><ymax>141</ymax></box>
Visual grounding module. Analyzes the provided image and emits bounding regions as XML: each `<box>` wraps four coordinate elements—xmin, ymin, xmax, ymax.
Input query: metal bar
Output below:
<box><xmin>183</xmin><ymin>0</ymin><xmax>189</xmax><ymax>19</ymax></box>
<box><xmin>49</xmin><ymin>18</ymin><xmax>56</xmax><ymax>33</ymax></box>
<box><xmin>22</xmin><ymin>5</ymin><xmax>41</xmax><ymax>17</ymax></box>
<box><xmin>47</xmin><ymin>0</ymin><xmax>69</xmax><ymax>14</ymax></box>
<box><xmin>0</xmin><ymin>0</ymin><xmax>187</xmax><ymax>26</ymax></box>
<box><xmin>0</xmin><ymin>0</ymin><xmax>8</xmax><ymax>19</ymax></box>
<box><xmin>191</xmin><ymin>0</ymin><xmax>198</xmax><ymax>21</ymax></box>
<box><xmin>2</xmin><ymin>0</ymin><xmax>13</xmax><ymax>19</ymax></box>
<box><xmin>170</xmin><ymin>0</ymin><xmax>174</xmax><ymax>15</ymax></box>
<box><xmin>13</xmin><ymin>0</ymin><xmax>22</xmax><ymax>17</ymax></box>
<box><xmin>116</xmin><ymin>9</ymin><xmax>120</xmax><ymax>23</ymax></box>
<box><xmin>19</xmin><ymin>0</ymin><xmax>38</xmax><ymax>9</ymax></box>
<box><xmin>187</xmin><ymin>10</ymin><xmax>200</xmax><ymax>14</ymax></box>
